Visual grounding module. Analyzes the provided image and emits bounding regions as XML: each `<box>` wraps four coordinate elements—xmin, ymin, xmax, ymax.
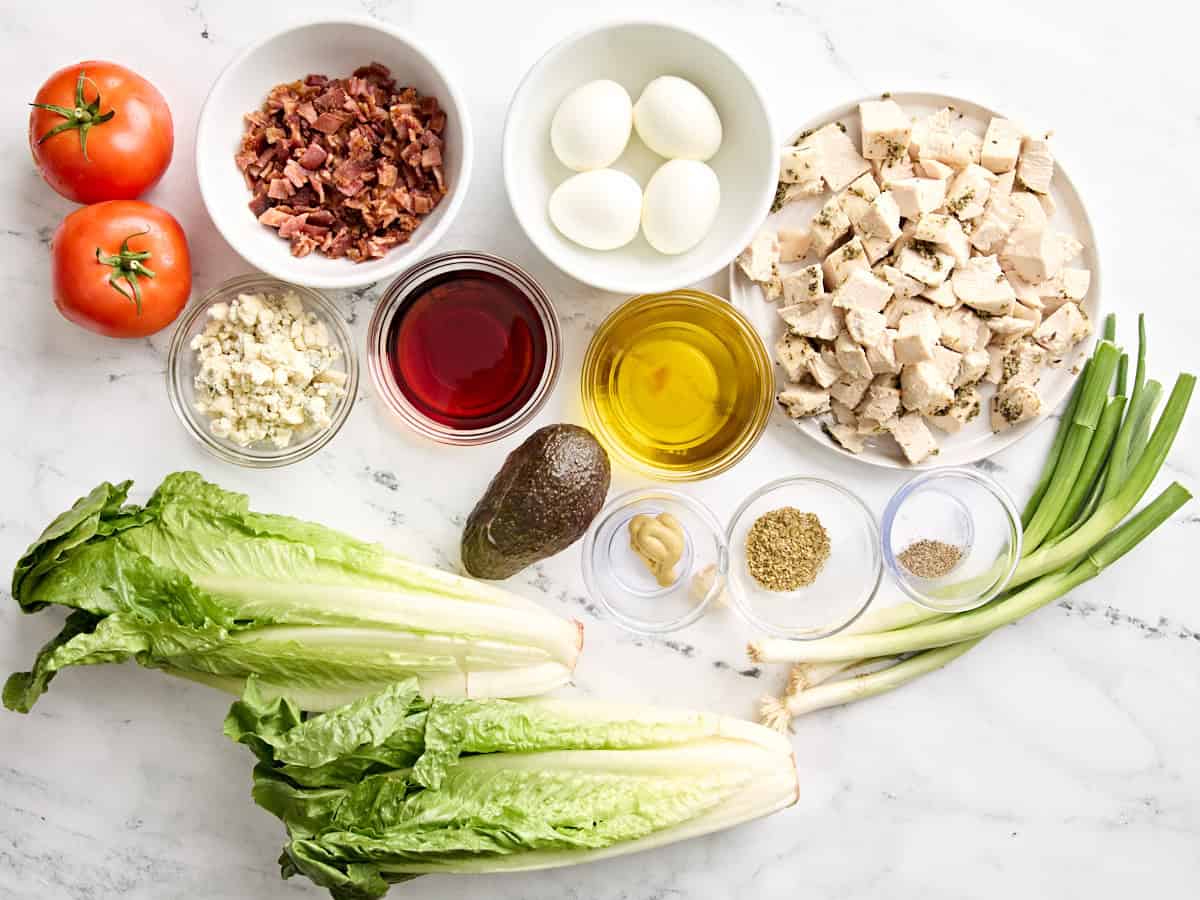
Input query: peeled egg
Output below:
<box><xmin>551</xmin><ymin>80</ymin><xmax>633</xmax><ymax>171</ymax></box>
<box><xmin>641</xmin><ymin>160</ymin><xmax>721</xmax><ymax>255</ymax></box>
<box><xmin>633</xmin><ymin>76</ymin><xmax>723</xmax><ymax>161</ymax></box>
<box><xmin>549</xmin><ymin>169</ymin><xmax>643</xmax><ymax>250</ymax></box>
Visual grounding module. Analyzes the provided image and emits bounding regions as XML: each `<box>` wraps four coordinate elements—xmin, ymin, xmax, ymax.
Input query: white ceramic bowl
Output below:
<box><xmin>503</xmin><ymin>21</ymin><xmax>777</xmax><ymax>294</ymax></box>
<box><xmin>196</xmin><ymin>18</ymin><xmax>473</xmax><ymax>289</ymax></box>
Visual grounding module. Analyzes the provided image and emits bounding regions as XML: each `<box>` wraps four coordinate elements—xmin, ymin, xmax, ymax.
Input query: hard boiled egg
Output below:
<box><xmin>641</xmin><ymin>159</ymin><xmax>721</xmax><ymax>255</ymax></box>
<box><xmin>550</xmin><ymin>80</ymin><xmax>633</xmax><ymax>171</ymax></box>
<box><xmin>549</xmin><ymin>169</ymin><xmax>643</xmax><ymax>250</ymax></box>
<box><xmin>633</xmin><ymin>76</ymin><xmax>722</xmax><ymax>161</ymax></box>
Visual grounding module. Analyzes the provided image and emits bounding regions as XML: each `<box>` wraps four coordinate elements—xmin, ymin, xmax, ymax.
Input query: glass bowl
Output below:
<box><xmin>726</xmin><ymin>477</ymin><xmax>882</xmax><ymax>640</ymax></box>
<box><xmin>367</xmin><ymin>251</ymin><xmax>561</xmax><ymax>445</ymax></box>
<box><xmin>581</xmin><ymin>489</ymin><xmax>728</xmax><ymax>634</ymax></box>
<box><xmin>166</xmin><ymin>274</ymin><xmax>358</xmax><ymax>468</ymax></box>
<box><xmin>580</xmin><ymin>290</ymin><xmax>773</xmax><ymax>482</ymax></box>
<box><xmin>881</xmin><ymin>467</ymin><xmax>1023</xmax><ymax>612</ymax></box>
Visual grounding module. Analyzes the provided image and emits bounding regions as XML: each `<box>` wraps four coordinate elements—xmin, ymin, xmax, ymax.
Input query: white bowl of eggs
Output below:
<box><xmin>503</xmin><ymin>21</ymin><xmax>778</xmax><ymax>294</ymax></box>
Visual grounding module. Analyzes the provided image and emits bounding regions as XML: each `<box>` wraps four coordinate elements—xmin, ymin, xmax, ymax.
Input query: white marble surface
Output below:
<box><xmin>2</xmin><ymin>1</ymin><xmax>1199</xmax><ymax>898</ymax></box>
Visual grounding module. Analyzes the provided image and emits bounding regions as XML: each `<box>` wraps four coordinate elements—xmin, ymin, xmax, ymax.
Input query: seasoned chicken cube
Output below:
<box><xmin>737</xmin><ymin>231</ymin><xmax>780</xmax><ymax>284</ymax></box>
<box><xmin>1006</xmin><ymin>272</ymin><xmax>1043</xmax><ymax>308</ymax></box>
<box><xmin>778</xmin><ymin>384</ymin><xmax>831</xmax><ymax>418</ymax></box>
<box><xmin>928</xmin><ymin>385</ymin><xmax>983</xmax><ymax>433</ymax></box>
<box><xmin>779</xmin><ymin>144</ymin><xmax>823</xmax><ymax>190</ymax></box>
<box><xmin>895</xmin><ymin>307</ymin><xmax>940</xmax><ymax>364</ymax></box>
<box><xmin>901</xmin><ymin>360</ymin><xmax>954</xmax><ymax>414</ymax></box>
<box><xmin>823</xmin><ymin>237</ymin><xmax>871</xmax><ymax>288</ymax></box>
<box><xmin>778</xmin><ymin>296</ymin><xmax>840</xmax><ymax>341</ymax></box>
<box><xmin>1052</xmin><ymin>231</ymin><xmax>1083</xmax><ymax>265</ymax></box>
<box><xmin>778</xmin><ymin>228</ymin><xmax>812</xmax><ymax>263</ymax></box>
<box><xmin>799</xmin><ymin>122</ymin><xmax>871</xmax><ymax>191</ymax></box>
<box><xmin>857</xmin><ymin>192</ymin><xmax>903</xmax><ymax>243</ymax></box>
<box><xmin>774</xmin><ymin>332</ymin><xmax>810</xmax><ymax>382</ymax></box>
<box><xmin>896</xmin><ymin>245</ymin><xmax>955</xmax><ymax>288</ymax></box>
<box><xmin>810</xmin><ymin>196</ymin><xmax>852</xmax><ymax>256</ymax></box>
<box><xmin>860</xmin><ymin>377</ymin><xmax>902</xmax><ymax>422</ymax></box>
<box><xmin>950</xmin><ymin>131</ymin><xmax>983</xmax><ymax>168</ymax></box>
<box><xmin>780</xmin><ymin>182</ymin><xmax>824</xmax><ymax>208</ymax></box>
<box><xmin>938</xmin><ymin>307</ymin><xmax>984</xmax><ymax>352</ymax></box>
<box><xmin>985</xmin><ymin>345</ymin><xmax>1006</xmax><ymax>384</ymax></box>
<box><xmin>1008</xmin><ymin>192</ymin><xmax>1048</xmax><ymax>230</ymax></box>
<box><xmin>921</xmin><ymin>280</ymin><xmax>958</xmax><ymax>308</ymax></box>
<box><xmin>861</xmin><ymin>231</ymin><xmax>900</xmax><ymax>265</ymax></box>
<box><xmin>860</xmin><ymin>99</ymin><xmax>913</xmax><ymax>160</ymax></box>
<box><xmin>832</xmin><ymin>268</ymin><xmax>894</xmax><ymax>312</ymax></box>
<box><xmin>831</xmin><ymin>398</ymin><xmax>858</xmax><ymax>425</ymax></box>
<box><xmin>845</xmin><ymin>307</ymin><xmax>887</xmax><ymax>348</ymax></box>
<box><xmin>917</xmin><ymin>158</ymin><xmax>955</xmax><ymax>179</ymax></box>
<box><xmin>932</xmin><ymin>345</ymin><xmax>963</xmax><ymax>384</ymax></box>
<box><xmin>825</xmin><ymin>422</ymin><xmax>867</xmax><ymax>453</ymax></box>
<box><xmin>914</xmin><ymin>213</ymin><xmax>970</xmax><ymax>266</ymax></box>
<box><xmin>838</xmin><ymin>173</ymin><xmax>881</xmax><ymax>224</ymax></box>
<box><xmin>981</xmin><ymin>118</ymin><xmax>1024</xmax><ymax>173</ymax></box>
<box><xmin>1010</xmin><ymin>301</ymin><xmax>1042</xmax><ymax>330</ymax></box>
<box><xmin>1016</xmin><ymin>136</ymin><xmax>1054</xmax><ymax>193</ymax></box>
<box><xmin>884</xmin><ymin>296</ymin><xmax>935</xmax><ymax>328</ymax></box>
<box><xmin>888</xmin><ymin>412</ymin><xmax>939</xmax><ymax>464</ymax></box>
<box><xmin>878</xmin><ymin>264</ymin><xmax>926</xmax><ymax>300</ymax></box>
<box><xmin>987</xmin><ymin>315</ymin><xmax>1038</xmax><ymax>341</ymax></box>
<box><xmin>873</xmin><ymin>155</ymin><xmax>916</xmax><ymax>188</ymax></box>
<box><xmin>782</xmin><ymin>264</ymin><xmax>825</xmax><ymax>303</ymax></box>
<box><xmin>970</xmin><ymin>192</ymin><xmax>1021</xmax><ymax>253</ymax></box>
<box><xmin>866</xmin><ymin>327</ymin><xmax>901</xmax><ymax>374</ymax></box>
<box><xmin>911</xmin><ymin>108</ymin><xmax>954</xmax><ymax>160</ymax></box>
<box><xmin>955</xmin><ymin>348</ymin><xmax>990</xmax><ymax>387</ymax></box>
<box><xmin>835</xmin><ymin>331</ymin><xmax>874</xmax><ymax>379</ymax></box>
<box><xmin>1001</xmin><ymin>225</ymin><xmax>1065</xmax><ymax>283</ymax></box>
<box><xmin>890</xmin><ymin>178</ymin><xmax>947</xmax><ymax>219</ymax></box>
<box><xmin>829</xmin><ymin>373</ymin><xmax>872</xmax><ymax>408</ymax></box>
<box><xmin>951</xmin><ymin>256</ymin><xmax>1016</xmax><ymax>315</ymax></box>
<box><xmin>992</xmin><ymin>169</ymin><xmax>1016</xmax><ymax>198</ymax></box>
<box><xmin>1036</xmin><ymin>268</ymin><xmax>1092</xmax><ymax>311</ymax></box>
<box><xmin>999</xmin><ymin>339</ymin><xmax>1047</xmax><ymax>389</ymax></box>
<box><xmin>991</xmin><ymin>383</ymin><xmax>1042</xmax><ymax>431</ymax></box>
<box><xmin>1033</xmin><ymin>302</ymin><xmax>1091</xmax><ymax>355</ymax></box>
<box><xmin>946</xmin><ymin>164</ymin><xmax>994</xmax><ymax>220</ymax></box>
<box><xmin>761</xmin><ymin>274</ymin><xmax>784</xmax><ymax>301</ymax></box>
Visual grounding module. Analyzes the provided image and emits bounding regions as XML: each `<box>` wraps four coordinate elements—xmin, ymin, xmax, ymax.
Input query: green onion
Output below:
<box><xmin>1048</xmin><ymin>394</ymin><xmax>1126</xmax><ymax>538</ymax></box>
<box><xmin>1022</xmin><ymin>357</ymin><xmax>1090</xmax><ymax>527</ymax></box>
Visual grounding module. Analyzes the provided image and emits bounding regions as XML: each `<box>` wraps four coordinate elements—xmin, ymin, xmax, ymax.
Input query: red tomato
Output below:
<box><xmin>52</xmin><ymin>201</ymin><xmax>191</xmax><ymax>338</ymax></box>
<box><xmin>29</xmin><ymin>61</ymin><xmax>173</xmax><ymax>204</ymax></box>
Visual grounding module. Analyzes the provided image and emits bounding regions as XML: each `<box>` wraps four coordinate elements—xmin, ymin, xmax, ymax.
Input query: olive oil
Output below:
<box><xmin>582</xmin><ymin>291</ymin><xmax>772</xmax><ymax>480</ymax></box>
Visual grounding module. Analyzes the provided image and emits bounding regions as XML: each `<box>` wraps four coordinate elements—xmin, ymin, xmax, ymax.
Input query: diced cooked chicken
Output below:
<box><xmin>845</xmin><ymin>307</ymin><xmax>887</xmax><ymax>348</ymax></box>
<box><xmin>928</xmin><ymin>385</ymin><xmax>983</xmax><ymax>433</ymax></box>
<box><xmin>895</xmin><ymin>307</ymin><xmax>940</xmax><ymax>364</ymax></box>
<box><xmin>798</xmin><ymin>123</ymin><xmax>871</xmax><ymax>192</ymax></box>
<box><xmin>1038</xmin><ymin>192</ymin><xmax>1057</xmax><ymax>218</ymax></box>
<box><xmin>951</xmin><ymin>255</ymin><xmax>1016</xmax><ymax>315</ymax></box>
<box><xmin>890</xmin><ymin>177</ymin><xmax>947</xmax><ymax>219</ymax></box>
<box><xmin>779</xmin><ymin>144</ymin><xmax>823</xmax><ymax>192</ymax></box>
<box><xmin>991</xmin><ymin>383</ymin><xmax>1042</xmax><ymax>431</ymax></box>
<box><xmin>911</xmin><ymin>107</ymin><xmax>954</xmax><ymax>160</ymax></box>
<box><xmin>823</xmin><ymin>237</ymin><xmax>870</xmax><ymax>288</ymax></box>
<box><xmin>810</xmin><ymin>196</ymin><xmax>852</xmax><ymax>256</ymax></box>
<box><xmin>914</xmin><ymin>213</ymin><xmax>970</xmax><ymax>265</ymax></box>
<box><xmin>866</xmin><ymin>328</ymin><xmax>901</xmax><ymax>374</ymax></box>
<box><xmin>1007</xmin><ymin>192</ymin><xmax>1048</xmax><ymax>230</ymax></box>
<box><xmin>1016</xmin><ymin>136</ymin><xmax>1054</xmax><ymax>193</ymax></box>
<box><xmin>877</xmin><ymin>264</ymin><xmax>925</xmax><ymax>300</ymax></box>
<box><xmin>831</xmin><ymin>398</ymin><xmax>857</xmax><ymax>425</ymax></box>
<box><xmin>932</xmin><ymin>345</ymin><xmax>963</xmax><ymax>384</ymax></box>
<box><xmin>999</xmin><ymin>339</ymin><xmax>1047</xmax><ymax>389</ymax></box>
<box><xmin>861</xmin><ymin>232</ymin><xmax>899</xmax><ymax>265</ymax></box>
<box><xmin>991</xmin><ymin>170</ymin><xmax>1016</xmax><ymax>199</ymax></box>
<box><xmin>901</xmin><ymin>360</ymin><xmax>954</xmax><ymax>414</ymax></box>
<box><xmin>888</xmin><ymin>412</ymin><xmax>938</xmax><ymax>464</ymax></box>
<box><xmin>774</xmin><ymin>332</ymin><xmax>810</xmax><ymax>382</ymax></box>
<box><xmin>873</xmin><ymin>155</ymin><xmax>916</xmax><ymax>188</ymax></box>
<box><xmin>945</xmin><ymin>164</ymin><xmax>994</xmax><ymax>220</ymax></box>
<box><xmin>835</xmin><ymin>331</ymin><xmax>873</xmax><ymax>379</ymax></box>
<box><xmin>1001</xmin><ymin>224</ymin><xmax>1066</xmax><ymax>283</ymax></box>
<box><xmin>987</xmin><ymin>315</ymin><xmax>1038</xmax><ymax>341</ymax></box>
<box><xmin>917</xmin><ymin>158</ymin><xmax>955</xmax><ymax>179</ymax></box>
<box><xmin>1006</xmin><ymin>271</ymin><xmax>1043</xmax><ymax>308</ymax></box>
<box><xmin>829</xmin><ymin>373</ymin><xmax>872</xmax><ymax>408</ymax></box>
<box><xmin>832</xmin><ymin>268</ymin><xmax>894</xmax><ymax>312</ymax></box>
<box><xmin>950</xmin><ymin>131</ymin><xmax>983</xmax><ymax>168</ymax></box>
<box><xmin>985</xmin><ymin>345</ymin><xmax>1006</xmax><ymax>384</ymax></box>
<box><xmin>1036</xmin><ymin>268</ymin><xmax>1092</xmax><ymax>314</ymax></box>
<box><xmin>860</xmin><ymin>99</ymin><xmax>913</xmax><ymax>160</ymax></box>
<box><xmin>778</xmin><ymin>228</ymin><xmax>812</xmax><ymax>263</ymax></box>
<box><xmin>896</xmin><ymin>245</ymin><xmax>955</xmax><ymax>287</ymax></box>
<box><xmin>782</xmin><ymin>264</ymin><xmax>825</xmax><ymax>303</ymax></box>
<box><xmin>884</xmin><ymin>296</ymin><xmax>935</xmax><ymax>328</ymax></box>
<box><xmin>737</xmin><ymin>231</ymin><xmax>780</xmax><ymax>283</ymax></box>
<box><xmin>1033</xmin><ymin>301</ymin><xmax>1091</xmax><ymax>355</ymax></box>
<box><xmin>1010</xmin><ymin>301</ymin><xmax>1042</xmax><ymax>330</ymax></box>
<box><xmin>955</xmin><ymin>348</ymin><xmax>990</xmax><ymax>387</ymax></box>
<box><xmin>825</xmin><ymin>422</ymin><xmax>866</xmax><ymax>453</ymax></box>
<box><xmin>937</xmin><ymin>307</ymin><xmax>983</xmax><ymax>352</ymax></box>
<box><xmin>980</xmin><ymin>118</ymin><xmax>1024</xmax><ymax>173</ymax></box>
<box><xmin>778</xmin><ymin>383</ymin><xmax>832</xmax><ymax>418</ymax></box>
<box><xmin>920</xmin><ymin>280</ymin><xmax>957</xmax><ymax>308</ymax></box>
<box><xmin>970</xmin><ymin>190</ymin><xmax>1021</xmax><ymax>253</ymax></box>
<box><xmin>838</xmin><ymin>173</ymin><xmax>881</xmax><ymax>225</ymax></box>
<box><xmin>778</xmin><ymin>296</ymin><xmax>840</xmax><ymax>341</ymax></box>
<box><xmin>859</xmin><ymin>378</ymin><xmax>902</xmax><ymax>423</ymax></box>
<box><xmin>856</xmin><ymin>192</ymin><xmax>903</xmax><ymax>244</ymax></box>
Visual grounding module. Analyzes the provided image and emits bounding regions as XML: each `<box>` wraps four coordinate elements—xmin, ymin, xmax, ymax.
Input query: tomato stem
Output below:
<box><xmin>96</xmin><ymin>230</ymin><xmax>156</xmax><ymax>314</ymax></box>
<box><xmin>30</xmin><ymin>70</ymin><xmax>115</xmax><ymax>161</ymax></box>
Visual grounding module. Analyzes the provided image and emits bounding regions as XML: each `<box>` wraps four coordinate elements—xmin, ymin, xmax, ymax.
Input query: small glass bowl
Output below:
<box><xmin>366</xmin><ymin>251</ymin><xmax>561</xmax><ymax>445</ymax></box>
<box><xmin>581</xmin><ymin>489</ymin><xmax>728</xmax><ymax>634</ymax></box>
<box><xmin>726</xmin><ymin>477</ymin><xmax>882</xmax><ymax>640</ymax></box>
<box><xmin>166</xmin><ymin>274</ymin><xmax>358</xmax><ymax>468</ymax></box>
<box><xmin>881</xmin><ymin>467</ymin><xmax>1023</xmax><ymax>612</ymax></box>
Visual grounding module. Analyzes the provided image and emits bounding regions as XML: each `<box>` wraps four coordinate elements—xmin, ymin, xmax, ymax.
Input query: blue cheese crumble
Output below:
<box><xmin>191</xmin><ymin>291</ymin><xmax>347</xmax><ymax>448</ymax></box>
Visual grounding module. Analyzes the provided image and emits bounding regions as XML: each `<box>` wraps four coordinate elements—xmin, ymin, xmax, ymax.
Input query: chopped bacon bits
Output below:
<box><xmin>237</xmin><ymin>62</ymin><xmax>448</xmax><ymax>262</ymax></box>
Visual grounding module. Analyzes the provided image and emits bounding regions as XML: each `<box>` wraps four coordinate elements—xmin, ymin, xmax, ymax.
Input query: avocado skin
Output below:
<box><xmin>461</xmin><ymin>424</ymin><xmax>611</xmax><ymax>580</ymax></box>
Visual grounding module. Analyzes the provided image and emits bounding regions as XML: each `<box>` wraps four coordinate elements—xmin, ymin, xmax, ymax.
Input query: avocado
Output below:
<box><xmin>461</xmin><ymin>424</ymin><xmax>611</xmax><ymax>580</ymax></box>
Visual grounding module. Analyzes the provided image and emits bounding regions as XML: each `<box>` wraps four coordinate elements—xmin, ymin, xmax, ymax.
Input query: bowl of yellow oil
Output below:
<box><xmin>581</xmin><ymin>290</ymin><xmax>773</xmax><ymax>481</ymax></box>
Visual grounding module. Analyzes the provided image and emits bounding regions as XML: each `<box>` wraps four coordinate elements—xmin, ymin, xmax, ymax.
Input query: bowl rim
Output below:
<box><xmin>502</xmin><ymin>17</ymin><xmax>779</xmax><ymax>294</ymax></box>
<box><xmin>166</xmin><ymin>273</ymin><xmax>359</xmax><ymax>468</ymax></box>
<box><xmin>724</xmin><ymin>475</ymin><xmax>883</xmax><ymax>640</ymax></box>
<box><xmin>194</xmin><ymin>15</ymin><xmax>475</xmax><ymax>290</ymax></box>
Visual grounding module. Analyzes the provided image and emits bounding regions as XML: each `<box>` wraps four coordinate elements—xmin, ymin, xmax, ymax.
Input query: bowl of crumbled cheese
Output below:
<box><xmin>166</xmin><ymin>274</ymin><xmax>357</xmax><ymax>467</ymax></box>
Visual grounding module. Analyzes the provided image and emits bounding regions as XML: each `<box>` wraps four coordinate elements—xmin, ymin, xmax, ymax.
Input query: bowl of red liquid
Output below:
<box><xmin>367</xmin><ymin>251</ymin><xmax>561</xmax><ymax>444</ymax></box>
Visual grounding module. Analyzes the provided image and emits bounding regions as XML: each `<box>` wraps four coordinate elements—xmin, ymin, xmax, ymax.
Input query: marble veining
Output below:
<box><xmin>2</xmin><ymin>0</ymin><xmax>1199</xmax><ymax>898</ymax></box>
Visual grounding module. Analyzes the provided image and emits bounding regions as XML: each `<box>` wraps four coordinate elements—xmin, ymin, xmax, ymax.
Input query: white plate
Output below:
<box><xmin>728</xmin><ymin>91</ymin><xmax>1101</xmax><ymax>470</ymax></box>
